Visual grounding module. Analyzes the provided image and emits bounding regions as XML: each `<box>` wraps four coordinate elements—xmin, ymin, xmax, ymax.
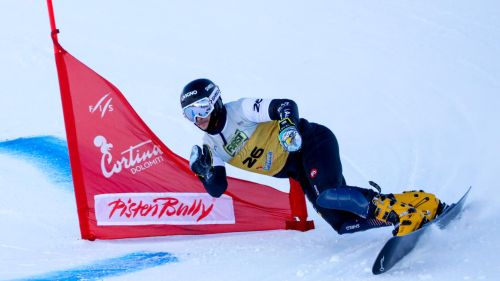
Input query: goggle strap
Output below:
<box><xmin>209</xmin><ymin>86</ymin><xmax>220</xmax><ymax>104</ymax></box>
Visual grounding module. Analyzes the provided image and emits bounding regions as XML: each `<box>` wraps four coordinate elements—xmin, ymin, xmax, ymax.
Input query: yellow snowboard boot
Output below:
<box><xmin>372</xmin><ymin>191</ymin><xmax>442</xmax><ymax>236</ymax></box>
<box><xmin>393</xmin><ymin>191</ymin><xmax>441</xmax><ymax>222</ymax></box>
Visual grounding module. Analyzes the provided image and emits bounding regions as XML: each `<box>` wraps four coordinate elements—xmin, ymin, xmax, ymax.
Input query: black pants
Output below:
<box><xmin>275</xmin><ymin>119</ymin><xmax>377</xmax><ymax>233</ymax></box>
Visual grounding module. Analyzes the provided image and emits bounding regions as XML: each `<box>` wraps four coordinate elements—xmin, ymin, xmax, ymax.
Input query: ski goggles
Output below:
<box><xmin>182</xmin><ymin>86</ymin><xmax>221</xmax><ymax>123</ymax></box>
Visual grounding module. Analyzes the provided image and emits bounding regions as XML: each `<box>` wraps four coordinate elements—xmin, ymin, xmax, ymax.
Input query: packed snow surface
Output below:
<box><xmin>1</xmin><ymin>1</ymin><xmax>499</xmax><ymax>280</ymax></box>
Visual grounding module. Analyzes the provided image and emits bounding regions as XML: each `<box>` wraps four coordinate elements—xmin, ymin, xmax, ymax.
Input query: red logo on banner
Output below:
<box><xmin>95</xmin><ymin>193</ymin><xmax>235</xmax><ymax>225</ymax></box>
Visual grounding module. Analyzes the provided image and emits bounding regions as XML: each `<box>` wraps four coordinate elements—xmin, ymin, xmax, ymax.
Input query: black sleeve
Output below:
<box><xmin>199</xmin><ymin>166</ymin><xmax>228</xmax><ymax>198</ymax></box>
<box><xmin>268</xmin><ymin>99</ymin><xmax>299</xmax><ymax>125</ymax></box>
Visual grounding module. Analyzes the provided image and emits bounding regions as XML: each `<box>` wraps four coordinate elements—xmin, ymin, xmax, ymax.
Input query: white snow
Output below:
<box><xmin>1</xmin><ymin>0</ymin><xmax>500</xmax><ymax>280</ymax></box>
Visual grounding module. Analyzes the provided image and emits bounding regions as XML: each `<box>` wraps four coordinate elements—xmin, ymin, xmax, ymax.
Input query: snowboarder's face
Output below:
<box><xmin>195</xmin><ymin>114</ymin><xmax>211</xmax><ymax>130</ymax></box>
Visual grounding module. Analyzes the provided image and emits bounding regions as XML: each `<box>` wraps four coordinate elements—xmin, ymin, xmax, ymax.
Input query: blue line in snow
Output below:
<box><xmin>16</xmin><ymin>252</ymin><xmax>178</xmax><ymax>281</ymax></box>
<box><xmin>0</xmin><ymin>136</ymin><xmax>72</xmax><ymax>187</ymax></box>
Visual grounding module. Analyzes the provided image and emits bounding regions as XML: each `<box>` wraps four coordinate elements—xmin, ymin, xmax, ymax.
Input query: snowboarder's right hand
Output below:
<box><xmin>189</xmin><ymin>144</ymin><xmax>213</xmax><ymax>178</ymax></box>
<box><xmin>278</xmin><ymin>118</ymin><xmax>302</xmax><ymax>152</ymax></box>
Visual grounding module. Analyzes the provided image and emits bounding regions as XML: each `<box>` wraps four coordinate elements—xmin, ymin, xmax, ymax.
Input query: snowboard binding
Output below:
<box><xmin>372</xmin><ymin>188</ymin><xmax>444</xmax><ymax>236</ymax></box>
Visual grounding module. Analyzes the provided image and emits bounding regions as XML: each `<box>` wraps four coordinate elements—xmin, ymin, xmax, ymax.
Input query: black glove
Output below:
<box><xmin>189</xmin><ymin>144</ymin><xmax>213</xmax><ymax>178</ymax></box>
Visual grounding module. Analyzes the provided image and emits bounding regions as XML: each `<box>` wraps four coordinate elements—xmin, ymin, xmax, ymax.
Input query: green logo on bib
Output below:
<box><xmin>224</xmin><ymin>129</ymin><xmax>248</xmax><ymax>157</ymax></box>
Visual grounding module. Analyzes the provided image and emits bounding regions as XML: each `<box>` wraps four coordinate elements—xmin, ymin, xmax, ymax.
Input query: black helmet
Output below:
<box><xmin>180</xmin><ymin>78</ymin><xmax>225</xmax><ymax>133</ymax></box>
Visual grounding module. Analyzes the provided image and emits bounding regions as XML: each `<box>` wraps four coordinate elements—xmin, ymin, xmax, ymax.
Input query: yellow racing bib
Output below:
<box><xmin>228</xmin><ymin>121</ymin><xmax>289</xmax><ymax>176</ymax></box>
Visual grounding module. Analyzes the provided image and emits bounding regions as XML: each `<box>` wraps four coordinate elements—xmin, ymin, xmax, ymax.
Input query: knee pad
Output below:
<box><xmin>316</xmin><ymin>186</ymin><xmax>371</xmax><ymax>218</ymax></box>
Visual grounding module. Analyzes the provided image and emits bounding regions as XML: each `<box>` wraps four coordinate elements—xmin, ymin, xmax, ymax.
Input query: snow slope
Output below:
<box><xmin>1</xmin><ymin>0</ymin><xmax>500</xmax><ymax>280</ymax></box>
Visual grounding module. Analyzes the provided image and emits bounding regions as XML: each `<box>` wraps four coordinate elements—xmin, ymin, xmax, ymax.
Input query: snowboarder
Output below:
<box><xmin>181</xmin><ymin>78</ymin><xmax>446</xmax><ymax>236</ymax></box>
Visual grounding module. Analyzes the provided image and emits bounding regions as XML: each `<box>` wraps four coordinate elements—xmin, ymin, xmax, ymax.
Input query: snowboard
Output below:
<box><xmin>371</xmin><ymin>186</ymin><xmax>472</xmax><ymax>275</ymax></box>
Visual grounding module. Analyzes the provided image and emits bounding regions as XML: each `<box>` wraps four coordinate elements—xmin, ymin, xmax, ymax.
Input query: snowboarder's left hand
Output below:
<box><xmin>278</xmin><ymin>118</ymin><xmax>302</xmax><ymax>152</ymax></box>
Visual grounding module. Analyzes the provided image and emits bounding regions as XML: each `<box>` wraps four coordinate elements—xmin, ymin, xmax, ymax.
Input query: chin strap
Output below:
<box><xmin>205</xmin><ymin>103</ymin><xmax>227</xmax><ymax>135</ymax></box>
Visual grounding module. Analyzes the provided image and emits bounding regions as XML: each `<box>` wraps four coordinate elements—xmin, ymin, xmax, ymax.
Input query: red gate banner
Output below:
<box><xmin>47</xmin><ymin>0</ymin><xmax>313</xmax><ymax>240</ymax></box>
